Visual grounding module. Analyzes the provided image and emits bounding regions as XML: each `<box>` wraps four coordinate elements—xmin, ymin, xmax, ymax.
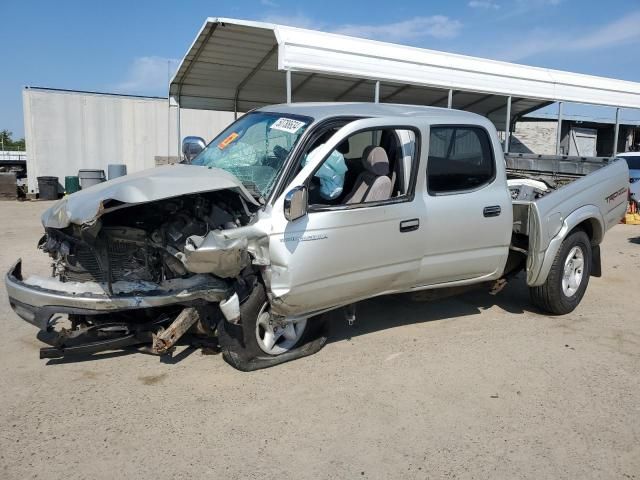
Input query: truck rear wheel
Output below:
<box><xmin>529</xmin><ymin>230</ymin><xmax>591</xmax><ymax>315</ymax></box>
<box><xmin>217</xmin><ymin>282</ymin><xmax>329</xmax><ymax>371</ymax></box>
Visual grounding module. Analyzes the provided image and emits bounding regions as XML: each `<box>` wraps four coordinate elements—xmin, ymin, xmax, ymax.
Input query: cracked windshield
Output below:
<box><xmin>192</xmin><ymin>112</ymin><xmax>311</xmax><ymax>198</ymax></box>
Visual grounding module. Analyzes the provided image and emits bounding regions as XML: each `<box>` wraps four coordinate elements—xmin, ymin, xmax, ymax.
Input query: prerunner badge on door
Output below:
<box><xmin>270</xmin><ymin>118</ymin><xmax>305</xmax><ymax>134</ymax></box>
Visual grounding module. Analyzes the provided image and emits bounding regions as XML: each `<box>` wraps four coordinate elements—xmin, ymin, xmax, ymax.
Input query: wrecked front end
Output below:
<box><xmin>6</xmin><ymin>167</ymin><xmax>269</xmax><ymax>359</ymax></box>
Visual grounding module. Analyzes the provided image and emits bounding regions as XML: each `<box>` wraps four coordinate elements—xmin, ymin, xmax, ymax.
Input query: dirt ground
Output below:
<box><xmin>0</xmin><ymin>200</ymin><xmax>638</xmax><ymax>480</ymax></box>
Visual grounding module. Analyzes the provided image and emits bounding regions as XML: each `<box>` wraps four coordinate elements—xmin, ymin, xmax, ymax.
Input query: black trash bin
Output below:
<box><xmin>37</xmin><ymin>176</ymin><xmax>59</xmax><ymax>200</ymax></box>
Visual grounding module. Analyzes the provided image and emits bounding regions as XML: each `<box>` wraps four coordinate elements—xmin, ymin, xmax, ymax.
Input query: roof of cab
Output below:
<box><xmin>257</xmin><ymin>102</ymin><xmax>489</xmax><ymax>125</ymax></box>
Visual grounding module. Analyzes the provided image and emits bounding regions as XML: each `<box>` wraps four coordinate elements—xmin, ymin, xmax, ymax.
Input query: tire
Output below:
<box><xmin>217</xmin><ymin>282</ymin><xmax>329</xmax><ymax>371</ymax></box>
<box><xmin>529</xmin><ymin>229</ymin><xmax>592</xmax><ymax>315</ymax></box>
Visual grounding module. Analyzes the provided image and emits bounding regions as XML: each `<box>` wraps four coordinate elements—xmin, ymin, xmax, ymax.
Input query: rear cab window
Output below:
<box><xmin>427</xmin><ymin>126</ymin><xmax>495</xmax><ymax>194</ymax></box>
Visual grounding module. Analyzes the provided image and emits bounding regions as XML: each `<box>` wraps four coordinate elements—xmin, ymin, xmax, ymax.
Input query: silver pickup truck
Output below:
<box><xmin>6</xmin><ymin>103</ymin><xmax>629</xmax><ymax>370</ymax></box>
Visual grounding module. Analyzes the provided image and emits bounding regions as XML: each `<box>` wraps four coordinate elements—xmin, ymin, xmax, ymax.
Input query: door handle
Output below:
<box><xmin>483</xmin><ymin>205</ymin><xmax>501</xmax><ymax>217</ymax></box>
<box><xmin>400</xmin><ymin>218</ymin><xmax>420</xmax><ymax>232</ymax></box>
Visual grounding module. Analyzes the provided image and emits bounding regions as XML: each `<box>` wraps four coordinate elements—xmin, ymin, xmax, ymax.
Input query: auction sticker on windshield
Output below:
<box><xmin>270</xmin><ymin>118</ymin><xmax>305</xmax><ymax>134</ymax></box>
<box><xmin>218</xmin><ymin>132</ymin><xmax>239</xmax><ymax>150</ymax></box>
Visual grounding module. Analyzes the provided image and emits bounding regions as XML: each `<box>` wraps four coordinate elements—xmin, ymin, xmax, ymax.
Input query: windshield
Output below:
<box><xmin>192</xmin><ymin>112</ymin><xmax>312</xmax><ymax>198</ymax></box>
<box><xmin>619</xmin><ymin>155</ymin><xmax>640</xmax><ymax>170</ymax></box>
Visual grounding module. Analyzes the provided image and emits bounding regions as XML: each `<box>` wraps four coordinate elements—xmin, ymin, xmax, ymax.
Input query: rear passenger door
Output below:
<box><xmin>416</xmin><ymin>125</ymin><xmax>512</xmax><ymax>286</ymax></box>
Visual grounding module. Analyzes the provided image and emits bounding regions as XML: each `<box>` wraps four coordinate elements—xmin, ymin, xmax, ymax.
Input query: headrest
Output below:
<box><xmin>337</xmin><ymin>139</ymin><xmax>350</xmax><ymax>155</ymax></box>
<box><xmin>361</xmin><ymin>146</ymin><xmax>389</xmax><ymax>176</ymax></box>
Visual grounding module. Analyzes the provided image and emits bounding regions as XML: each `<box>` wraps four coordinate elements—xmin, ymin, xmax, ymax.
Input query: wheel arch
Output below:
<box><xmin>527</xmin><ymin>205</ymin><xmax>604</xmax><ymax>286</ymax></box>
<box><xmin>569</xmin><ymin>216</ymin><xmax>604</xmax><ymax>245</ymax></box>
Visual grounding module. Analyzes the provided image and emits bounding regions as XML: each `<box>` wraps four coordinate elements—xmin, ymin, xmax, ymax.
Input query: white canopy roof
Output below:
<box><xmin>170</xmin><ymin>18</ymin><xmax>640</xmax><ymax>128</ymax></box>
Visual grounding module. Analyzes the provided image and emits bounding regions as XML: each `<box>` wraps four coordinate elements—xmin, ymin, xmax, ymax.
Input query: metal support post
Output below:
<box><xmin>613</xmin><ymin>107</ymin><xmax>621</xmax><ymax>155</ymax></box>
<box><xmin>176</xmin><ymin>99</ymin><xmax>181</xmax><ymax>160</ymax></box>
<box><xmin>556</xmin><ymin>101</ymin><xmax>563</xmax><ymax>155</ymax></box>
<box><xmin>504</xmin><ymin>96</ymin><xmax>512</xmax><ymax>153</ymax></box>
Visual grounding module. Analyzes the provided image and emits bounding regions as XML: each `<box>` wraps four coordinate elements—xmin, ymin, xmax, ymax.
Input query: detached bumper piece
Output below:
<box><xmin>38</xmin><ymin>307</ymin><xmax>201</xmax><ymax>359</ymax></box>
<box><xmin>38</xmin><ymin>326</ymin><xmax>152</xmax><ymax>359</ymax></box>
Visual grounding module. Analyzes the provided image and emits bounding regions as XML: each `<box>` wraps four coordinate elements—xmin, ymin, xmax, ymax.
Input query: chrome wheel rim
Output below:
<box><xmin>255</xmin><ymin>304</ymin><xmax>307</xmax><ymax>355</ymax></box>
<box><xmin>562</xmin><ymin>246</ymin><xmax>584</xmax><ymax>297</ymax></box>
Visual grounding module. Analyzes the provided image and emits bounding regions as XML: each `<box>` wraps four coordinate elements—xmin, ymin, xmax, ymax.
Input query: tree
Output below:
<box><xmin>0</xmin><ymin>130</ymin><xmax>10</xmax><ymax>149</ymax></box>
<box><xmin>12</xmin><ymin>137</ymin><xmax>25</xmax><ymax>151</ymax></box>
<box><xmin>0</xmin><ymin>130</ymin><xmax>26</xmax><ymax>151</ymax></box>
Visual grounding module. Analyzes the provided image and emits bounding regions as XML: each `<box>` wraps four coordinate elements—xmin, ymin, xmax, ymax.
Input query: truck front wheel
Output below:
<box><xmin>529</xmin><ymin>230</ymin><xmax>592</xmax><ymax>315</ymax></box>
<box><xmin>217</xmin><ymin>282</ymin><xmax>329</xmax><ymax>371</ymax></box>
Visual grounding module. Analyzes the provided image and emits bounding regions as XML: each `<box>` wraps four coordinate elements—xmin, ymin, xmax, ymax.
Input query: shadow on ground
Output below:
<box><xmin>327</xmin><ymin>274</ymin><xmax>536</xmax><ymax>344</ymax></box>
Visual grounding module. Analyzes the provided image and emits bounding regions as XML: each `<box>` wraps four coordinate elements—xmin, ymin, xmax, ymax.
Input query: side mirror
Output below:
<box><xmin>284</xmin><ymin>186</ymin><xmax>308</xmax><ymax>222</ymax></box>
<box><xmin>181</xmin><ymin>136</ymin><xmax>206</xmax><ymax>163</ymax></box>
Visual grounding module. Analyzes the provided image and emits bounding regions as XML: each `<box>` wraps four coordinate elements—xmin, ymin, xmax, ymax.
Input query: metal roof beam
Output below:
<box><xmin>486</xmin><ymin>97</ymin><xmax>525</xmax><ymax>116</ymax></box>
<box><xmin>234</xmin><ymin>43</ymin><xmax>278</xmax><ymax>115</ymax></box>
<box><xmin>459</xmin><ymin>94</ymin><xmax>494</xmax><ymax>110</ymax></box>
<box><xmin>177</xmin><ymin>22</ymin><xmax>219</xmax><ymax>97</ymax></box>
<box><xmin>430</xmin><ymin>90</ymin><xmax>457</xmax><ymax>107</ymax></box>
<box><xmin>335</xmin><ymin>79</ymin><xmax>367</xmax><ymax>101</ymax></box>
<box><xmin>292</xmin><ymin>73</ymin><xmax>316</xmax><ymax>95</ymax></box>
<box><xmin>515</xmin><ymin>101</ymin><xmax>555</xmax><ymax>118</ymax></box>
<box><xmin>382</xmin><ymin>84</ymin><xmax>411</xmax><ymax>102</ymax></box>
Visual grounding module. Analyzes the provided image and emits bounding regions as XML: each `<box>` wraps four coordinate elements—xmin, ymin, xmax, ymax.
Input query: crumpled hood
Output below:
<box><xmin>42</xmin><ymin>164</ymin><xmax>260</xmax><ymax>229</ymax></box>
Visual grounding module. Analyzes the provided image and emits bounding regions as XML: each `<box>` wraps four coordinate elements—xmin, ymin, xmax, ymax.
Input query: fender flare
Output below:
<box><xmin>527</xmin><ymin>205</ymin><xmax>604</xmax><ymax>286</ymax></box>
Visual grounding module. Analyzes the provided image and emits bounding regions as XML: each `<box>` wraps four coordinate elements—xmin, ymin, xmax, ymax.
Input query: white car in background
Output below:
<box><xmin>617</xmin><ymin>152</ymin><xmax>640</xmax><ymax>203</ymax></box>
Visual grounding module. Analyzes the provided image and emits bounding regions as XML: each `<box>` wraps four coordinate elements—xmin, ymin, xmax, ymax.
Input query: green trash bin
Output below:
<box><xmin>65</xmin><ymin>176</ymin><xmax>80</xmax><ymax>194</ymax></box>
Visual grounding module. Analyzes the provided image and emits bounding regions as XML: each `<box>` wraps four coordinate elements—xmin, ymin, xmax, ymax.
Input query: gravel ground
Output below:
<box><xmin>1</xmin><ymin>200</ymin><xmax>639</xmax><ymax>480</ymax></box>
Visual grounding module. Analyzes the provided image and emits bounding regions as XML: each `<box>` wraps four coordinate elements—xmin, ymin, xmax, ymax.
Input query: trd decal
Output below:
<box><xmin>605</xmin><ymin>187</ymin><xmax>627</xmax><ymax>204</ymax></box>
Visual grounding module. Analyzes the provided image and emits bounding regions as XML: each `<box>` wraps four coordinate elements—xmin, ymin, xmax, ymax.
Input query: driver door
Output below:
<box><xmin>267</xmin><ymin>117</ymin><xmax>426</xmax><ymax>316</ymax></box>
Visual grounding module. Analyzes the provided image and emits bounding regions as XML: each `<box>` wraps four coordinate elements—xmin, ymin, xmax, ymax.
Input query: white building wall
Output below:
<box><xmin>178</xmin><ymin>107</ymin><xmax>237</xmax><ymax>146</ymax></box>
<box><xmin>23</xmin><ymin>88</ymin><xmax>235</xmax><ymax>193</ymax></box>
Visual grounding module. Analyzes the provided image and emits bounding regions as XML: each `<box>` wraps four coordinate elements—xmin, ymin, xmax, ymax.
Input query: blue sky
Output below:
<box><xmin>2</xmin><ymin>0</ymin><xmax>640</xmax><ymax>138</ymax></box>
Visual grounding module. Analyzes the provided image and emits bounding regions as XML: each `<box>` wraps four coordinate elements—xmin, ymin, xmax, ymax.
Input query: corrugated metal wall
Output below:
<box><xmin>23</xmin><ymin>88</ymin><xmax>235</xmax><ymax>193</ymax></box>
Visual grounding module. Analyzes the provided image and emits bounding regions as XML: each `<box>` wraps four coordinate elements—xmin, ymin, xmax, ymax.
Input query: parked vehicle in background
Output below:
<box><xmin>617</xmin><ymin>152</ymin><xmax>640</xmax><ymax>204</ymax></box>
<box><xmin>5</xmin><ymin>103</ymin><xmax>629</xmax><ymax>371</ymax></box>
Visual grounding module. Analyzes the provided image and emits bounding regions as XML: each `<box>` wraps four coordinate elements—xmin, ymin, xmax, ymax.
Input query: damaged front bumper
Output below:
<box><xmin>5</xmin><ymin>259</ymin><xmax>230</xmax><ymax>331</ymax></box>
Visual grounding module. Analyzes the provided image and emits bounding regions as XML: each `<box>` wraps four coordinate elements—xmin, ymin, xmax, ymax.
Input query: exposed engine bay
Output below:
<box><xmin>39</xmin><ymin>190</ymin><xmax>256</xmax><ymax>292</ymax></box>
<box><xmin>5</xmin><ymin>164</ymin><xmax>292</xmax><ymax>365</ymax></box>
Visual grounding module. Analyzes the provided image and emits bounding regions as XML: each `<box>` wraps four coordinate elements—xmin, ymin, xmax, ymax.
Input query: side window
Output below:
<box><xmin>306</xmin><ymin>128</ymin><xmax>418</xmax><ymax>208</ymax></box>
<box><xmin>427</xmin><ymin>126</ymin><xmax>495</xmax><ymax>194</ymax></box>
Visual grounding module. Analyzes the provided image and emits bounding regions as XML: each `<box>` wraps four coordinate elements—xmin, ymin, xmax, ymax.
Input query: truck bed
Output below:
<box><xmin>504</xmin><ymin>153</ymin><xmax>629</xmax><ymax>285</ymax></box>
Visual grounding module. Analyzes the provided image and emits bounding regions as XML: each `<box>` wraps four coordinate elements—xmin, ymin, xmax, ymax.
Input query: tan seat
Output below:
<box><xmin>344</xmin><ymin>146</ymin><xmax>392</xmax><ymax>204</ymax></box>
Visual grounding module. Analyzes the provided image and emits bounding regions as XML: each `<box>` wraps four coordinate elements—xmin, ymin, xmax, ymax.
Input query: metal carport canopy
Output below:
<box><xmin>170</xmin><ymin>17</ymin><xmax>640</xmax><ymax>130</ymax></box>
